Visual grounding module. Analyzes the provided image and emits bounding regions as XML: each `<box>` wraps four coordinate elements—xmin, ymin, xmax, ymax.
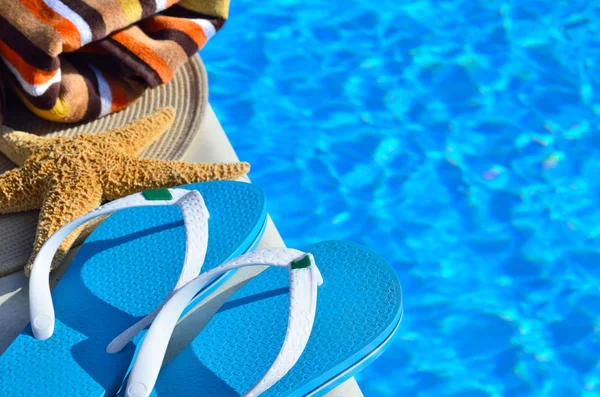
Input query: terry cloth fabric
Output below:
<box><xmin>0</xmin><ymin>73</ymin><xmax>4</xmax><ymax>125</ymax></box>
<box><xmin>0</xmin><ymin>0</ymin><xmax>228</xmax><ymax>123</ymax></box>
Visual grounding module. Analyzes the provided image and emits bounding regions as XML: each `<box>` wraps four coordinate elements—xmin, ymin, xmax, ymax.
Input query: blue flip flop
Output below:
<box><xmin>0</xmin><ymin>181</ymin><xmax>267</xmax><ymax>396</ymax></box>
<box><xmin>121</xmin><ymin>241</ymin><xmax>402</xmax><ymax>397</ymax></box>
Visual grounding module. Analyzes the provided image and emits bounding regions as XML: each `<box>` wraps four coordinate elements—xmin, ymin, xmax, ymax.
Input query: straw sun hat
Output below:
<box><xmin>0</xmin><ymin>55</ymin><xmax>209</xmax><ymax>276</ymax></box>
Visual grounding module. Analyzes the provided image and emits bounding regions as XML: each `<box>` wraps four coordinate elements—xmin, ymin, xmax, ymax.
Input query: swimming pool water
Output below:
<box><xmin>202</xmin><ymin>1</ymin><xmax>600</xmax><ymax>395</ymax></box>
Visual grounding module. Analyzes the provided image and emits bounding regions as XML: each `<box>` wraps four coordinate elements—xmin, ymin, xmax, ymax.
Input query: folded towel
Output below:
<box><xmin>0</xmin><ymin>0</ymin><xmax>228</xmax><ymax>123</ymax></box>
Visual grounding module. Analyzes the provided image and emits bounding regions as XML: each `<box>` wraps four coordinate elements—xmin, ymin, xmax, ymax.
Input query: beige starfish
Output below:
<box><xmin>0</xmin><ymin>107</ymin><xmax>250</xmax><ymax>275</ymax></box>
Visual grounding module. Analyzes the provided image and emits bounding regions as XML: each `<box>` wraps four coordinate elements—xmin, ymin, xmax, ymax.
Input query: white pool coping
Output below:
<box><xmin>0</xmin><ymin>105</ymin><xmax>363</xmax><ymax>397</ymax></box>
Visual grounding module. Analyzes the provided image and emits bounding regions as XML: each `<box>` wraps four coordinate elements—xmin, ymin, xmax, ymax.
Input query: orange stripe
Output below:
<box><xmin>108</xmin><ymin>79</ymin><xmax>129</xmax><ymax>112</ymax></box>
<box><xmin>143</xmin><ymin>16</ymin><xmax>208</xmax><ymax>48</ymax></box>
<box><xmin>0</xmin><ymin>41</ymin><xmax>58</xmax><ymax>85</ymax></box>
<box><xmin>20</xmin><ymin>0</ymin><xmax>81</xmax><ymax>52</ymax></box>
<box><xmin>112</xmin><ymin>30</ymin><xmax>174</xmax><ymax>83</ymax></box>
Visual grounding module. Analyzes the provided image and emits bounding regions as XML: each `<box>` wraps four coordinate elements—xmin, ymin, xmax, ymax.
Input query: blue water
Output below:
<box><xmin>203</xmin><ymin>1</ymin><xmax>600</xmax><ymax>395</ymax></box>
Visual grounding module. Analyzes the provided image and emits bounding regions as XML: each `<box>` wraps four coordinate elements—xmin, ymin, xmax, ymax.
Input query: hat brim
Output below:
<box><xmin>0</xmin><ymin>54</ymin><xmax>208</xmax><ymax>276</ymax></box>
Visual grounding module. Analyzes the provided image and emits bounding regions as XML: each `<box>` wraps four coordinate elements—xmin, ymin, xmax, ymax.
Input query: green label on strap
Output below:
<box><xmin>142</xmin><ymin>188</ymin><xmax>173</xmax><ymax>201</ymax></box>
<box><xmin>291</xmin><ymin>255</ymin><xmax>312</xmax><ymax>270</ymax></box>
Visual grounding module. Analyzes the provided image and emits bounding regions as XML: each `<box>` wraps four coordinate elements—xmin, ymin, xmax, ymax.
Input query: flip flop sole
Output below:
<box><xmin>0</xmin><ymin>181</ymin><xmax>267</xmax><ymax>397</ymax></box>
<box><xmin>147</xmin><ymin>240</ymin><xmax>402</xmax><ymax>396</ymax></box>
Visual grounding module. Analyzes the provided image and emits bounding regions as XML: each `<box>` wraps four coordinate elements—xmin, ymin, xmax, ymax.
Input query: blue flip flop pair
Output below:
<box><xmin>0</xmin><ymin>181</ymin><xmax>402</xmax><ymax>397</ymax></box>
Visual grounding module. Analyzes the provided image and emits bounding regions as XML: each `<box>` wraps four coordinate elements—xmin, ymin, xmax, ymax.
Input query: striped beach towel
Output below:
<box><xmin>0</xmin><ymin>0</ymin><xmax>229</xmax><ymax>124</ymax></box>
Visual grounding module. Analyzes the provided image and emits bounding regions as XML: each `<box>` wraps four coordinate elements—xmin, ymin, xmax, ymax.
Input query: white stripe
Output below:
<box><xmin>0</xmin><ymin>56</ymin><xmax>61</xmax><ymax>97</ymax></box>
<box><xmin>155</xmin><ymin>0</ymin><xmax>168</xmax><ymax>12</ymax></box>
<box><xmin>191</xmin><ymin>19</ymin><xmax>216</xmax><ymax>40</ymax></box>
<box><xmin>43</xmin><ymin>0</ymin><xmax>93</xmax><ymax>45</ymax></box>
<box><xmin>90</xmin><ymin>66</ymin><xmax>112</xmax><ymax>117</ymax></box>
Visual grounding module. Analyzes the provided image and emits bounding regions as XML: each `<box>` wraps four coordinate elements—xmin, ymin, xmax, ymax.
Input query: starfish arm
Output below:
<box><xmin>24</xmin><ymin>171</ymin><xmax>103</xmax><ymax>275</ymax></box>
<box><xmin>0</xmin><ymin>167</ymin><xmax>42</xmax><ymax>213</ymax></box>
<box><xmin>0</xmin><ymin>128</ymin><xmax>56</xmax><ymax>166</ymax></box>
<box><xmin>102</xmin><ymin>158</ymin><xmax>251</xmax><ymax>200</ymax></box>
<box><xmin>91</xmin><ymin>107</ymin><xmax>175</xmax><ymax>157</ymax></box>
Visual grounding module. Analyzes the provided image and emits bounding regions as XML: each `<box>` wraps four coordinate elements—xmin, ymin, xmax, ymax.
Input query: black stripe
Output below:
<box><xmin>3</xmin><ymin>58</ymin><xmax>60</xmax><ymax>111</ymax></box>
<box><xmin>147</xmin><ymin>29</ymin><xmax>199</xmax><ymax>57</ymax></box>
<box><xmin>18</xmin><ymin>83</ymin><xmax>60</xmax><ymax>110</ymax></box>
<box><xmin>160</xmin><ymin>5</ymin><xmax>210</xmax><ymax>18</ymax></box>
<box><xmin>61</xmin><ymin>0</ymin><xmax>107</xmax><ymax>41</ymax></box>
<box><xmin>70</xmin><ymin>51</ymin><xmax>136</xmax><ymax>80</ymax></box>
<box><xmin>4</xmin><ymin>71</ymin><xmax>60</xmax><ymax>111</ymax></box>
<box><xmin>0</xmin><ymin>15</ymin><xmax>59</xmax><ymax>72</ymax></box>
<box><xmin>98</xmin><ymin>39</ymin><xmax>162</xmax><ymax>87</ymax></box>
<box><xmin>0</xmin><ymin>66</ymin><xmax>5</xmax><ymax>125</ymax></box>
<box><xmin>160</xmin><ymin>6</ymin><xmax>225</xmax><ymax>31</ymax></box>
<box><xmin>140</xmin><ymin>0</ymin><xmax>156</xmax><ymax>19</ymax></box>
<box><xmin>70</xmin><ymin>60</ymin><xmax>101</xmax><ymax>122</ymax></box>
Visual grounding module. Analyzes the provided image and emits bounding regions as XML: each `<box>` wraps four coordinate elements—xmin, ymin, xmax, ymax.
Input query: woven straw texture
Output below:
<box><xmin>0</xmin><ymin>55</ymin><xmax>208</xmax><ymax>276</ymax></box>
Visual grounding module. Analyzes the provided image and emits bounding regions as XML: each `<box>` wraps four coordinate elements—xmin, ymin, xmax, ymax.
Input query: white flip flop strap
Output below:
<box><xmin>124</xmin><ymin>248</ymin><xmax>323</xmax><ymax>397</ymax></box>
<box><xmin>29</xmin><ymin>188</ymin><xmax>209</xmax><ymax>341</ymax></box>
<box><xmin>244</xmin><ymin>258</ymin><xmax>320</xmax><ymax>397</ymax></box>
<box><xmin>106</xmin><ymin>191</ymin><xmax>210</xmax><ymax>353</ymax></box>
